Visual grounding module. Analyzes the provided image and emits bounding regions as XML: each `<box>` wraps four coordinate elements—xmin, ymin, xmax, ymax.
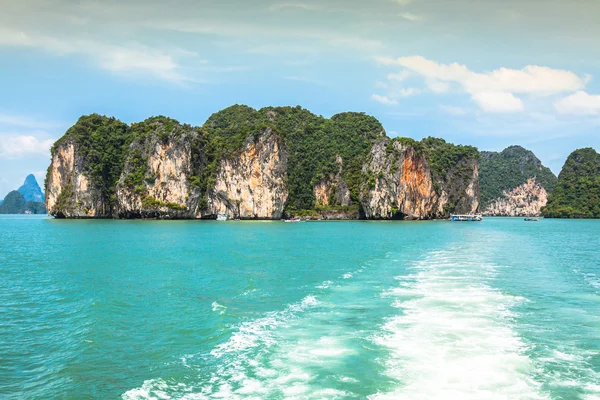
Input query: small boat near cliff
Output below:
<box><xmin>524</xmin><ymin>217</ymin><xmax>539</xmax><ymax>221</ymax></box>
<box><xmin>451</xmin><ymin>214</ymin><xmax>483</xmax><ymax>222</ymax></box>
<box><xmin>216</xmin><ymin>213</ymin><xmax>228</xmax><ymax>221</ymax></box>
<box><xmin>283</xmin><ymin>217</ymin><xmax>303</xmax><ymax>223</ymax></box>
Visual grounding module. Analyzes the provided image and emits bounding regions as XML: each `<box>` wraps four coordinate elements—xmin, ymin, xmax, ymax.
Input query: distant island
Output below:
<box><xmin>0</xmin><ymin>174</ymin><xmax>47</xmax><ymax>215</ymax></box>
<box><xmin>542</xmin><ymin>148</ymin><xmax>600</xmax><ymax>218</ymax></box>
<box><xmin>479</xmin><ymin>146</ymin><xmax>557</xmax><ymax>217</ymax></box>
<box><xmin>43</xmin><ymin>105</ymin><xmax>599</xmax><ymax>220</ymax></box>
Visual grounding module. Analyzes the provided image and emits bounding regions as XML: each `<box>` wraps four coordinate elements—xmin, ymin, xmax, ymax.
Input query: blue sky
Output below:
<box><xmin>1</xmin><ymin>0</ymin><xmax>599</xmax><ymax>198</ymax></box>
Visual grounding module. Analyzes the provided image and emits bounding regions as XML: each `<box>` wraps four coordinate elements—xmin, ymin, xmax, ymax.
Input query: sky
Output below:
<box><xmin>1</xmin><ymin>0</ymin><xmax>599</xmax><ymax>198</ymax></box>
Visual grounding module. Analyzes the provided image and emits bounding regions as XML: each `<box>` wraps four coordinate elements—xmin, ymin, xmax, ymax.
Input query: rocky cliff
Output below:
<box><xmin>360</xmin><ymin>138</ymin><xmax>479</xmax><ymax>219</ymax></box>
<box><xmin>483</xmin><ymin>178</ymin><xmax>548</xmax><ymax>216</ymax></box>
<box><xmin>45</xmin><ymin>114</ymin><xmax>131</xmax><ymax>218</ymax></box>
<box><xmin>45</xmin><ymin>140</ymin><xmax>105</xmax><ymax>218</ymax></box>
<box><xmin>480</xmin><ymin>146</ymin><xmax>556</xmax><ymax>217</ymax></box>
<box><xmin>46</xmin><ymin>106</ymin><xmax>482</xmax><ymax>220</ymax></box>
<box><xmin>205</xmin><ymin>128</ymin><xmax>288</xmax><ymax>219</ymax></box>
<box><xmin>115</xmin><ymin>118</ymin><xmax>201</xmax><ymax>219</ymax></box>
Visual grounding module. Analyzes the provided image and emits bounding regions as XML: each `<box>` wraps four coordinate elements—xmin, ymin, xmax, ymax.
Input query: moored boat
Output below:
<box><xmin>524</xmin><ymin>217</ymin><xmax>539</xmax><ymax>221</ymax></box>
<box><xmin>450</xmin><ymin>214</ymin><xmax>483</xmax><ymax>222</ymax></box>
<box><xmin>216</xmin><ymin>213</ymin><xmax>228</xmax><ymax>221</ymax></box>
<box><xmin>283</xmin><ymin>217</ymin><xmax>303</xmax><ymax>223</ymax></box>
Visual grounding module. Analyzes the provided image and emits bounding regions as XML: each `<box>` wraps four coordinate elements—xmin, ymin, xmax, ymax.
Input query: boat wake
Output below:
<box><xmin>122</xmin><ymin>263</ymin><xmax>377</xmax><ymax>399</ymax></box>
<box><xmin>370</xmin><ymin>248</ymin><xmax>548</xmax><ymax>400</ymax></box>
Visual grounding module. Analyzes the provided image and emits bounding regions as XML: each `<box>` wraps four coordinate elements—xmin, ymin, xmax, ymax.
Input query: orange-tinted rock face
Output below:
<box><xmin>360</xmin><ymin>139</ymin><xmax>479</xmax><ymax>219</ymax></box>
<box><xmin>361</xmin><ymin>141</ymin><xmax>438</xmax><ymax>219</ymax></box>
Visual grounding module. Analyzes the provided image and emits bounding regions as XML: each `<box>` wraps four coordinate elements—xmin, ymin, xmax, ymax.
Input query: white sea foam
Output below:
<box><xmin>316</xmin><ymin>280</ymin><xmax>333</xmax><ymax>289</ymax></box>
<box><xmin>211</xmin><ymin>302</ymin><xmax>227</xmax><ymax>315</ymax></box>
<box><xmin>370</xmin><ymin>250</ymin><xmax>549</xmax><ymax>400</ymax></box>
<box><xmin>122</xmin><ymin>378</ymin><xmax>171</xmax><ymax>400</ymax></box>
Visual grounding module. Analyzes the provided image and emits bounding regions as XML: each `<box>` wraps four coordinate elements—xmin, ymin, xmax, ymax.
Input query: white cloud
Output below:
<box><xmin>555</xmin><ymin>91</ymin><xmax>600</xmax><ymax>115</ymax></box>
<box><xmin>376</xmin><ymin>55</ymin><xmax>589</xmax><ymax>113</ymax></box>
<box><xmin>440</xmin><ymin>105</ymin><xmax>468</xmax><ymax>116</ymax></box>
<box><xmin>387</xmin><ymin>70</ymin><xmax>411</xmax><ymax>81</ymax></box>
<box><xmin>0</xmin><ymin>135</ymin><xmax>54</xmax><ymax>159</ymax></box>
<box><xmin>372</xmin><ymin>94</ymin><xmax>399</xmax><ymax>105</ymax></box>
<box><xmin>426</xmin><ymin>79</ymin><xmax>450</xmax><ymax>93</ymax></box>
<box><xmin>393</xmin><ymin>88</ymin><xmax>421</xmax><ymax>97</ymax></box>
<box><xmin>399</xmin><ymin>12</ymin><xmax>422</xmax><ymax>21</ymax></box>
<box><xmin>0</xmin><ymin>27</ymin><xmax>205</xmax><ymax>85</ymax></box>
<box><xmin>471</xmin><ymin>91</ymin><xmax>525</xmax><ymax>113</ymax></box>
<box><xmin>379</xmin><ymin>56</ymin><xmax>585</xmax><ymax>95</ymax></box>
<box><xmin>98</xmin><ymin>46</ymin><xmax>197</xmax><ymax>84</ymax></box>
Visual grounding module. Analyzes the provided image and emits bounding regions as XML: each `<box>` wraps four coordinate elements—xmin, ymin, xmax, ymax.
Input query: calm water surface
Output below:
<box><xmin>0</xmin><ymin>216</ymin><xmax>599</xmax><ymax>399</ymax></box>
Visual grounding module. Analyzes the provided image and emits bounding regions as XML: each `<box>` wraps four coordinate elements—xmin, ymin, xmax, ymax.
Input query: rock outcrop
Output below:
<box><xmin>45</xmin><ymin>114</ymin><xmax>131</xmax><ymax>218</ymax></box>
<box><xmin>205</xmin><ymin>128</ymin><xmax>288</xmax><ymax>219</ymax></box>
<box><xmin>361</xmin><ymin>140</ymin><xmax>438</xmax><ymax>219</ymax></box>
<box><xmin>360</xmin><ymin>138</ymin><xmax>479</xmax><ymax>219</ymax></box>
<box><xmin>45</xmin><ymin>141</ymin><xmax>106</xmax><ymax>218</ymax></box>
<box><xmin>482</xmin><ymin>178</ymin><xmax>548</xmax><ymax>216</ymax></box>
<box><xmin>479</xmin><ymin>145</ymin><xmax>556</xmax><ymax>216</ymax></box>
<box><xmin>45</xmin><ymin>107</ymin><xmax>483</xmax><ymax>220</ymax></box>
<box><xmin>116</xmin><ymin>119</ymin><xmax>201</xmax><ymax>219</ymax></box>
<box><xmin>313</xmin><ymin>155</ymin><xmax>352</xmax><ymax>208</ymax></box>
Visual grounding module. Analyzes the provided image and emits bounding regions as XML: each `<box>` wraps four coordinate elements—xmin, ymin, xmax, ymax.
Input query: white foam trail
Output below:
<box><xmin>370</xmin><ymin>250</ymin><xmax>548</xmax><ymax>400</ymax></box>
<box><xmin>122</xmin><ymin>379</ymin><xmax>171</xmax><ymax>400</ymax></box>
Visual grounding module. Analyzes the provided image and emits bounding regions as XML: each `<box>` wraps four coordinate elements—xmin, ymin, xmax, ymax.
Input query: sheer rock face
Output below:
<box><xmin>360</xmin><ymin>140</ymin><xmax>439</xmax><ymax>219</ymax></box>
<box><xmin>45</xmin><ymin>141</ymin><xmax>106</xmax><ymax>218</ymax></box>
<box><xmin>482</xmin><ymin>177</ymin><xmax>548</xmax><ymax>217</ymax></box>
<box><xmin>435</xmin><ymin>158</ymin><xmax>480</xmax><ymax>216</ymax></box>
<box><xmin>314</xmin><ymin>155</ymin><xmax>352</xmax><ymax>207</ymax></box>
<box><xmin>204</xmin><ymin>128</ymin><xmax>288</xmax><ymax>219</ymax></box>
<box><xmin>360</xmin><ymin>140</ymin><xmax>479</xmax><ymax>219</ymax></box>
<box><xmin>116</xmin><ymin>131</ymin><xmax>200</xmax><ymax>219</ymax></box>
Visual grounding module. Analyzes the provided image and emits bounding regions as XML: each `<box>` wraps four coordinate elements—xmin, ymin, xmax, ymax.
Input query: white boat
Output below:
<box><xmin>283</xmin><ymin>217</ymin><xmax>303</xmax><ymax>223</ymax></box>
<box><xmin>451</xmin><ymin>214</ymin><xmax>483</xmax><ymax>222</ymax></box>
<box><xmin>216</xmin><ymin>213</ymin><xmax>228</xmax><ymax>221</ymax></box>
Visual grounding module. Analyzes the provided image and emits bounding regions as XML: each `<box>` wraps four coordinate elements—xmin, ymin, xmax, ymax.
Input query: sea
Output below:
<box><xmin>1</xmin><ymin>215</ymin><xmax>599</xmax><ymax>399</ymax></box>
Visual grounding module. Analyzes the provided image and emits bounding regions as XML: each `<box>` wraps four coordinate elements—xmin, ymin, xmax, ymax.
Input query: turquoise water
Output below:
<box><xmin>1</xmin><ymin>216</ymin><xmax>599</xmax><ymax>399</ymax></box>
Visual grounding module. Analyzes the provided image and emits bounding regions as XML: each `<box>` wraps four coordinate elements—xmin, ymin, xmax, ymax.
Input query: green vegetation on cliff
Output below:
<box><xmin>204</xmin><ymin>105</ymin><xmax>385</xmax><ymax>212</ymax></box>
<box><xmin>49</xmin><ymin>114</ymin><xmax>131</xmax><ymax>213</ymax></box>
<box><xmin>421</xmin><ymin>137</ymin><xmax>480</xmax><ymax>192</ymax></box>
<box><xmin>480</xmin><ymin>146</ymin><xmax>557</xmax><ymax>208</ymax></box>
<box><xmin>46</xmin><ymin>105</ymin><xmax>480</xmax><ymax>219</ymax></box>
<box><xmin>543</xmin><ymin>148</ymin><xmax>600</xmax><ymax>218</ymax></box>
